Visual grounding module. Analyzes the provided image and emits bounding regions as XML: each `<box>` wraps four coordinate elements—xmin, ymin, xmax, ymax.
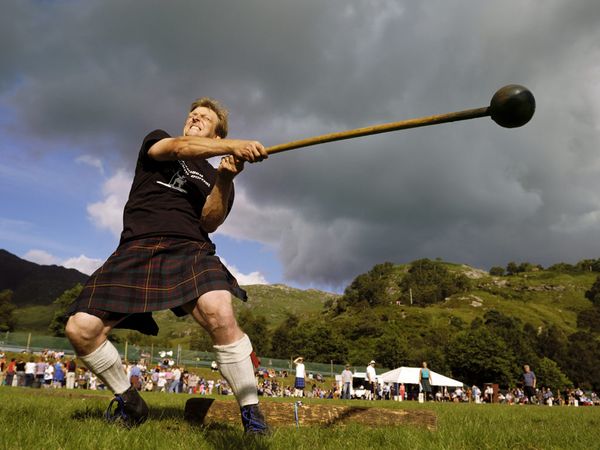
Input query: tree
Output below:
<box><xmin>536</xmin><ymin>324</ymin><xmax>568</xmax><ymax>362</ymax></box>
<box><xmin>576</xmin><ymin>258</ymin><xmax>600</xmax><ymax>272</ymax></box>
<box><xmin>342</xmin><ymin>262</ymin><xmax>397</xmax><ymax>308</ymax></box>
<box><xmin>269</xmin><ymin>314</ymin><xmax>306</xmax><ymax>359</ymax></box>
<box><xmin>49</xmin><ymin>284</ymin><xmax>83</xmax><ymax>336</ymax></box>
<box><xmin>399</xmin><ymin>259</ymin><xmax>470</xmax><ymax>306</ymax></box>
<box><xmin>584</xmin><ymin>276</ymin><xmax>600</xmax><ymax>306</ymax></box>
<box><xmin>536</xmin><ymin>357</ymin><xmax>572</xmax><ymax>392</ymax></box>
<box><xmin>506</xmin><ymin>261</ymin><xmax>519</xmax><ymax>275</ymax></box>
<box><xmin>189</xmin><ymin>328</ymin><xmax>212</xmax><ymax>352</ymax></box>
<box><xmin>517</xmin><ymin>262</ymin><xmax>536</xmax><ymax>273</ymax></box>
<box><xmin>483</xmin><ymin>311</ymin><xmax>539</xmax><ymax>372</ymax></box>
<box><xmin>0</xmin><ymin>290</ymin><xmax>16</xmax><ymax>332</ymax></box>
<box><xmin>547</xmin><ymin>262</ymin><xmax>576</xmax><ymax>273</ymax></box>
<box><xmin>446</xmin><ymin>326</ymin><xmax>516</xmax><ymax>387</ymax></box>
<box><xmin>237</xmin><ymin>308</ymin><xmax>271</xmax><ymax>356</ymax></box>
<box><xmin>489</xmin><ymin>266</ymin><xmax>505</xmax><ymax>276</ymax></box>
<box><xmin>562</xmin><ymin>331</ymin><xmax>600</xmax><ymax>391</ymax></box>
<box><xmin>374</xmin><ymin>330</ymin><xmax>410</xmax><ymax>369</ymax></box>
<box><xmin>302</xmin><ymin>322</ymin><xmax>349</xmax><ymax>364</ymax></box>
<box><xmin>577</xmin><ymin>307</ymin><xmax>600</xmax><ymax>333</ymax></box>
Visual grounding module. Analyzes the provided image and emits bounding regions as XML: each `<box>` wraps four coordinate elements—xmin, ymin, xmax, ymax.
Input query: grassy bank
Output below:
<box><xmin>1</xmin><ymin>387</ymin><xmax>599</xmax><ymax>449</ymax></box>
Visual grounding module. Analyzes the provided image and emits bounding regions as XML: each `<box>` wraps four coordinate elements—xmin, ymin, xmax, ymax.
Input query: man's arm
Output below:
<box><xmin>148</xmin><ymin>136</ymin><xmax>267</xmax><ymax>163</ymax></box>
<box><xmin>200</xmin><ymin>156</ymin><xmax>242</xmax><ymax>233</ymax></box>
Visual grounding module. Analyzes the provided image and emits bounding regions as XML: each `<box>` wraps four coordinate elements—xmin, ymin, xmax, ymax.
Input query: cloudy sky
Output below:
<box><xmin>1</xmin><ymin>0</ymin><xmax>600</xmax><ymax>292</ymax></box>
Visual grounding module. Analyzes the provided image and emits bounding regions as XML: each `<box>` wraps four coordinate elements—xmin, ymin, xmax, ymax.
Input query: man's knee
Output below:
<box><xmin>198</xmin><ymin>292</ymin><xmax>237</xmax><ymax>329</ymax></box>
<box><xmin>192</xmin><ymin>291</ymin><xmax>243</xmax><ymax>343</ymax></box>
<box><xmin>65</xmin><ymin>313</ymin><xmax>106</xmax><ymax>349</ymax></box>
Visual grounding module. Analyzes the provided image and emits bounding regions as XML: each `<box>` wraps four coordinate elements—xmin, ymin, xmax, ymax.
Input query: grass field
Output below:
<box><xmin>1</xmin><ymin>387</ymin><xmax>599</xmax><ymax>450</ymax></box>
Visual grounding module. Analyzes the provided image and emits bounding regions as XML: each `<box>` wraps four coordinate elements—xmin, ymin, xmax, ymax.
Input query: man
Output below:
<box><xmin>366</xmin><ymin>360</ymin><xmax>377</xmax><ymax>400</ymax></box>
<box><xmin>170</xmin><ymin>366</ymin><xmax>182</xmax><ymax>393</ymax></box>
<box><xmin>522</xmin><ymin>364</ymin><xmax>537</xmax><ymax>404</ymax></box>
<box><xmin>293</xmin><ymin>356</ymin><xmax>305</xmax><ymax>397</ymax></box>
<box><xmin>65</xmin><ymin>97</ymin><xmax>269</xmax><ymax>433</ymax></box>
<box><xmin>340</xmin><ymin>364</ymin><xmax>353</xmax><ymax>400</ymax></box>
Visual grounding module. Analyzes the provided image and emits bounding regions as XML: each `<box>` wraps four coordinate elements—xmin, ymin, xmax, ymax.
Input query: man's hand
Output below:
<box><xmin>229</xmin><ymin>139</ymin><xmax>268</xmax><ymax>162</ymax></box>
<box><xmin>217</xmin><ymin>155</ymin><xmax>244</xmax><ymax>180</ymax></box>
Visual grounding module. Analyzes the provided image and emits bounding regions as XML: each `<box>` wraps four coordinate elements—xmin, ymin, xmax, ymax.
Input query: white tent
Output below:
<box><xmin>379</xmin><ymin>366</ymin><xmax>463</xmax><ymax>387</ymax></box>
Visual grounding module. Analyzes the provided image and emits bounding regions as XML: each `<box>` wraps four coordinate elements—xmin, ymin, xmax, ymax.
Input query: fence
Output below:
<box><xmin>0</xmin><ymin>331</ymin><xmax>350</xmax><ymax>377</ymax></box>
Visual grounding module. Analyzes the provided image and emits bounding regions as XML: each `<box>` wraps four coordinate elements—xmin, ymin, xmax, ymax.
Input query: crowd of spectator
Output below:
<box><xmin>423</xmin><ymin>385</ymin><xmax>600</xmax><ymax>406</ymax></box>
<box><xmin>0</xmin><ymin>350</ymin><xmax>236</xmax><ymax>394</ymax></box>
<box><xmin>1</xmin><ymin>350</ymin><xmax>598</xmax><ymax>408</ymax></box>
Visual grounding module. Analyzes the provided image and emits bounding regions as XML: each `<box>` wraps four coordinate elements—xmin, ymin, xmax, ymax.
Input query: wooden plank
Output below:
<box><xmin>184</xmin><ymin>398</ymin><xmax>437</xmax><ymax>430</ymax></box>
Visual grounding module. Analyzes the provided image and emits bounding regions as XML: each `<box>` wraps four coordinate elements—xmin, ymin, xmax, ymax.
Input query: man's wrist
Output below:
<box><xmin>216</xmin><ymin>170</ymin><xmax>236</xmax><ymax>183</ymax></box>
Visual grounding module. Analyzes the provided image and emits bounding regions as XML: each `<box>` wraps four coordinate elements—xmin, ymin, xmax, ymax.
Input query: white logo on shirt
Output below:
<box><xmin>156</xmin><ymin>169</ymin><xmax>188</xmax><ymax>193</ymax></box>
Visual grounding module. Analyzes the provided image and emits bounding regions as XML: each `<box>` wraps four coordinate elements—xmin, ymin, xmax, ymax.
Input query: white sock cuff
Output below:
<box><xmin>213</xmin><ymin>334</ymin><xmax>253</xmax><ymax>364</ymax></box>
<box><xmin>79</xmin><ymin>340</ymin><xmax>120</xmax><ymax>373</ymax></box>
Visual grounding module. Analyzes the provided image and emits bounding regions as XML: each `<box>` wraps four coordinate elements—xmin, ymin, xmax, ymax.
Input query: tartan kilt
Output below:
<box><xmin>67</xmin><ymin>236</ymin><xmax>247</xmax><ymax>335</ymax></box>
<box><xmin>294</xmin><ymin>377</ymin><xmax>305</xmax><ymax>389</ymax></box>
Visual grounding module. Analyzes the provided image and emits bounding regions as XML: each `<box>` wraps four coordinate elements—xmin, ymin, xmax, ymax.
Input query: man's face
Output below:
<box><xmin>183</xmin><ymin>106</ymin><xmax>220</xmax><ymax>138</ymax></box>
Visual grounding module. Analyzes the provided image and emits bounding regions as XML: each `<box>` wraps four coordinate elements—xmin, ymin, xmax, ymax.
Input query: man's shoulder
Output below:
<box><xmin>144</xmin><ymin>129</ymin><xmax>171</xmax><ymax>141</ymax></box>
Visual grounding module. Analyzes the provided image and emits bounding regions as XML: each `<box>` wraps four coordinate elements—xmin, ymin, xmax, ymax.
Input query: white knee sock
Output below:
<box><xmin>213</xmin><ymin>334</ymin><xmax>258</xmax><ymax>407</ymax></box>
<box><xmin>79</xmin><ymin>340</ymin><xmax>130</xmax><ymax>395</ymax></box>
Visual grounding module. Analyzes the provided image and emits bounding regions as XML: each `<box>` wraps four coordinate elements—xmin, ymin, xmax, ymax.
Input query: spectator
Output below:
<box><xmin>130</xmin><ymin>362</ymin><xmax>142</xmax><ymax>390</ymax></box>
<box><xmin>340</xmin><ymin>364</ymin><xmax>353</xmax><ymax>400</ymax></box>
<box><xmin>35</xmin><ymin>358</ymin><xmax>47</xmax><ymax>388</ymax></box>
<box><xmin>5</xmin><ymin>358</ymin><xmax>16</xmax><ymax>387</ymax></box>
<box><xmin>419</xmin><ymin>361</ymin><xmax>432</xmax><ymax>401</ymax></box>
<box><xmin>151</xmin><ymin>368</ymin><xmax>160</xmax><ymax>392</ymax></box>
<box><xmin>293</xmin><ymin>356</ymin><xmax>306</xmax><ymax>397</ymax></box>
<box><xmin>484</xmin><ymin>384</ymin><xmax>494</xmax><ymax>403</ymax></box>
<box><xmin>522</xmin><ymin>364</ymin><xmax>537</xmax><ymax>404</ymax></box>
<box><xmin>188</xmin><ymin>373</ymin><xmax>199</xmax><ymax>394</ymax></box>
<box><xmin>25</xmin><ymin>357</ymin><xmax>36</xmax><ymax>387</ymax></box>
<box><xmin>90</xmin><ymin>373</ymin><xmax>99</xmax><ymax>390</ymax></box>
<box><xmin>53</xmin><ymin>361</ymin><xmax>65</xmax><ymax>388</ymax></box>
<box><xmin>366</xmin><ymin>360</ymin><xmax>377</xmax><ymax>401</ymax></box>
<box><xmin>472</xmin><ymin>385</ymin><xmax>481</xmax><ymax>403</ymax></box>
<box><xmin>157</xmin><ymin>370</ymin><xmax>167</xmax><ymax>392</ymax></box>
<box><xmin>0</xmin><ymin>354</ymin><xmax>6</xmax><ymax>386</ymax></box>
<box><xmin>65</xmin><ymin>358</ymin><xmax>77</xmax><ymax>389</ymax></box>
<box><xmin>43</xmin><ymin>362</ymin><xmax>54</xmax><ymax>388</ymax></box>
<box><xmin>15</xmin><ymin>358</ymin><xmax>26</xmax><ymax>387</ymax></box>
<box><xmin>169</xmin><ymin>366</ymin><xmax>182</xmax><ymax>393</ymax></box>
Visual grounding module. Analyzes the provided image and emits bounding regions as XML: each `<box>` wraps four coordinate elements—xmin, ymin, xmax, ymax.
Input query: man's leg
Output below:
<box><xmin>65</xmin><ymin>313</ymin><xmax>130</xmax><ymax>394</ymax></box>
<box><xmin>183</xmin><ymin>291</ymin><xmax>267</xmax><ymax>434</ymax></box>
<box><xmin>65</xmin><ymin>312</ymin><xmax>148</xmax><ymax>426</ymax></box>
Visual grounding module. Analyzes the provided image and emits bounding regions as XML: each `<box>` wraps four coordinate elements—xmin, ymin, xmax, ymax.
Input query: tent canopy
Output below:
<box><xmin>379</xmin><ymin>366</ymin><xmax>463</xmax><ymax>387</ymax></box>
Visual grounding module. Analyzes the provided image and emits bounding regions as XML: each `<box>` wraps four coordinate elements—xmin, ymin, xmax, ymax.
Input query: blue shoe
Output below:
<box><xmin>105</xmin><ymin>386</ymin><xmax>149</xmax><ymax>427</ymax></box>
<box><xmin>240</xmin><ymin>403</ymin><xmax>269</xmax><ymax>435</ymax></box>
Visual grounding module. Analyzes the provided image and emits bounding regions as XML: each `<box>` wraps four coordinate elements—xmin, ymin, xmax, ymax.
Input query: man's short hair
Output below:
<box><xmin>189</xmin><ymin>97</ymin><xmax>229</xmax><ymax>138</ymax></box>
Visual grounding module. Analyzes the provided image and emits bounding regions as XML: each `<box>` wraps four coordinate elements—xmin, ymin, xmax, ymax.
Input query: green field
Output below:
<box><xmin>1</xmin><ymin>387</ymin><xmax>599</xmax><ymax>449</ymax></box>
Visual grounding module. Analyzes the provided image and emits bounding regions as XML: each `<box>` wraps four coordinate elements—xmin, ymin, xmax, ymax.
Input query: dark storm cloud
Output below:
<box><xmin>2</xmin><ymin>0</ymin><xmax>600</xmax><ymax>288</ymax></box>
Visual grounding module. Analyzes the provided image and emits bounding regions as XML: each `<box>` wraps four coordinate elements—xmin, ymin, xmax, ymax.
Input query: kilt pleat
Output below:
<box><xmin>68</xmin><ymin>237</ymin><xmax>247</xmax><ymax>335</ymax></box>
